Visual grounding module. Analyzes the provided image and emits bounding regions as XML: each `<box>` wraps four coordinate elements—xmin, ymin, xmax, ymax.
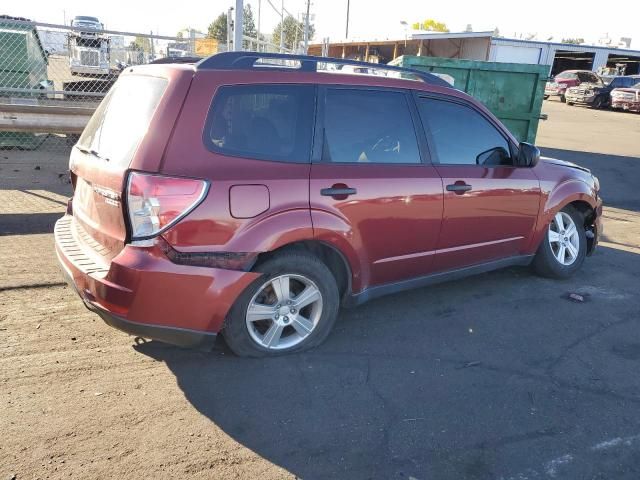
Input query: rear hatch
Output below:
<box><xmin>69</xmin><ymin>65</ymin><xmax>194</xmax><ymax>262</ymax></box>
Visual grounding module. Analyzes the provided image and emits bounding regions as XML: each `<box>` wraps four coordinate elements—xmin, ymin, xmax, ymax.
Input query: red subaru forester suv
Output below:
<box><xmin>55</xmin><ymin>52</ymin><xmax>603</xmax><ymax>357</ymax></box>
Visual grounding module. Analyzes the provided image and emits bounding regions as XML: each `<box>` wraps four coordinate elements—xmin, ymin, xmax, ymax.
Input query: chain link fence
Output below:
<box><xmin>0</xmin><ymin>15</ymin><xmax>287</xmax><ymax>162</ymax></box>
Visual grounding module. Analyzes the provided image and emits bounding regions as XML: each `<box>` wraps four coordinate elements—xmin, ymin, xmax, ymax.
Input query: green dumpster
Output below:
<box><xmin>0</xmin><ymin>16</ymin><xmax>50</xmax><ymax>149</ymax></box>
<box><xmin>391</xmin><ymin>55</ymin><xmax>549</xmax><ymax>143</ymax></box>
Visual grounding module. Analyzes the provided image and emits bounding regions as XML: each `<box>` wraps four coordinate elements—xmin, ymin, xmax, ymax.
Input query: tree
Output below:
<box><xmin>243</xmin><ymin>4</ymin><xmax>257</xmax><ymax>39</ymax></box>
<box><xmin>561</xmin><ymin>38</ymin><xmax>585</xmax><ymax>44</ymax></box>
<box><xmin>208</xmin><ymin>13</ymin><xmax>227</xmax><ymax>42</ymax></box>
<box><xmin>207</xmin><ymin>5</ymin><xmax>258</xmax><ymax>43</ymax></box>
<box><xmin>129</xmin><ymin>36</ymin><xmax>151</xmax><ymax>52</ymax></box>
<box><xmin>272</xmin><ymin>15</ymin><xmax>314</xmax><ymax>51</ymax></box>
<box><xmin>411</xmin><ymin>19</ymin><xmax>449</xmax><ymax>33</ymax></box>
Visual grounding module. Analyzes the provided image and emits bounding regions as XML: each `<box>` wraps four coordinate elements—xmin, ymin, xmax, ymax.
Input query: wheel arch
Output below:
<box><xmin>253</xmin><ymin>240</ymin><xmax>354</xmax><ymax>302</ymax></box>
<box><xmin>529</xmin><ymin>182</ymin><xmax>598</xmax><ymax>254</ymax></box>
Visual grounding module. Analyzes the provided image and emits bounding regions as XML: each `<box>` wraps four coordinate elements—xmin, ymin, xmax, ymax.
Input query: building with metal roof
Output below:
<box><xmin>308</xmin><ymin>32</ymin><xmax>640</xmax><ymax>75</ymax></box>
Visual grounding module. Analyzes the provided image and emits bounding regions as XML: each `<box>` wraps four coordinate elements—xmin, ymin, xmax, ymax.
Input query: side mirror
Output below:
<box><xmin>517</xmin><ymin>142</ymin><xmax>540</xmax><ymax>167</ymax></box>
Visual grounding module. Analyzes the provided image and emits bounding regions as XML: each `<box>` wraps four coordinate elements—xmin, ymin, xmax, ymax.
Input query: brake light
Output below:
<box><xmin>126</xmin><ymin>172</ymin><xmax>208</xmax><ymax>240</ymax></box>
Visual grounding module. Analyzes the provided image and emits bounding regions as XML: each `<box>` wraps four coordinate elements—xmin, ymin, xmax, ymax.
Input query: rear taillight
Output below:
<box><xmin>126</xmin><ymin>172</ymin><xmax>208</xmax><ymax>240</ymax></box>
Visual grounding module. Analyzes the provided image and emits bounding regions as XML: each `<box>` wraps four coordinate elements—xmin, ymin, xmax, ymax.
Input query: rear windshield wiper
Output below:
<box><xmin>75</xmin><ymin>145</ymin><xmax>110</xmax><ymax>162</ymax></box>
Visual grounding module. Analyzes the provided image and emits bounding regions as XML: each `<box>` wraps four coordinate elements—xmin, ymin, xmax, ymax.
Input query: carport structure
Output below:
<box><xmin>309</xmin><ymin>33</ymin><xmax>640</xmax><ymax>76</ymax></box>
<box><xmin>307</xmin><ymin>31</ymin><xmax>494</xmax><ymax>64</ymax></box>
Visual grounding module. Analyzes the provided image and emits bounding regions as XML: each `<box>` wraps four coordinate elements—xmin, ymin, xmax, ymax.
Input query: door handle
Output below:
<box><xmin>446</xmin><ymin>183</ymin><xmax>472</xmax><ymax>193</ymax></box>
<box><xmin>321</xmin><ymin>187</ymin><xmax>357</xmax><ymax>197</ymax></box>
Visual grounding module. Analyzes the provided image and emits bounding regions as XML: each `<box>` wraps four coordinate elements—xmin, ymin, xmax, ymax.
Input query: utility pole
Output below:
<box><xmin>226</xmin><ymin>7</ymin><xmax>234</xmax><ymax>51</ymax></box>
<box><xmin>234</xmin><ymin>0</ymin><xmax>243</xmax><ymax>51</ymax></box>
<box><xmin>279</xmin><ymin>0</ymin><xmax>285</xmax><ymax>52</ymax></box>
<box><xmin>256</xmin><ymin>0</ymin><xmax>261</xmax><ymax>52</ymax></box>
<box><xmin>345</xmin><ymin>0</ymin><xmax>350</xmax><ymax>39</ymax></box>
<box><xmin>303</xmin><ymin>0</ymin><xmax>311</xmax><ymax>53</ymax></box>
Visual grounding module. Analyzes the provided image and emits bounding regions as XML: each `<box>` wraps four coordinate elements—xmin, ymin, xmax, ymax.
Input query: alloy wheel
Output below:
<box><xmin>548</xmin><ymin>212</ymin><xmax>580</xmax><ymax>266</ymax></box>
<box><xmin>245</xmin><ymin>274</ymin><xmax>323</xmax><ymax>350</ymax></box>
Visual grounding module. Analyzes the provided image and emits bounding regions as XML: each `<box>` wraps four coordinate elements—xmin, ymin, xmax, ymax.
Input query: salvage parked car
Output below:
<box><xmin>611</xmin><ymin>80</ymin><xmax>640</xmax><ymax>112</ymax></box>
<box><xmin>55</xmin><ymin>52</ymin><xmax>603</xmax><ymax>357</ymax></box>
<box><xmin>565</xmin><ymin>75</ymin><xmax>640</xmax><ymax>108</ymax></box>
<box><xmin>545</xmin><ymin>70</ymin><xmax>601</xmax><ymax>102</ymax></box>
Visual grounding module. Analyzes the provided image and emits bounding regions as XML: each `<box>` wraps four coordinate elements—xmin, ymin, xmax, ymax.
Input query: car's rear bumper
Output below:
<box><xmin>545</xmin><ymin>88</ymin><xmax>566</xmax><ymax>97</ymax></box>
<box><xmin>55</xmin><ymin>215</ymin><xmax>260</xmax><ymax>348</ymax></box>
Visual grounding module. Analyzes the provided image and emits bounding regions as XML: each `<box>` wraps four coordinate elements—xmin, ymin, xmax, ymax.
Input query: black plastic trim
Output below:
<box><xmin>88</xmin><ymin>302</ymin><xmax>217</xmax><ymax>349</ymax></box>
<box><xmin>344</xmin><ymin>255</ymin><xmax>534</xmax><ymax>307</ymax></box>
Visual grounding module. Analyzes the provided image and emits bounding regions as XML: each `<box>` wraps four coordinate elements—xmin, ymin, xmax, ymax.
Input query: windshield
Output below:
<box><xmin>77</xmin><ymin>75</ymin><xmax>167</xmax><ymax>167</ymax></box>
<box><xmin>75</xmin><ymin>16</ymin><xmax>100</xmax><ymax>23</ymax></box>
<box><xmin>556</xmin><ymin>72</ymin><xmax>578</xmax><ymax>80</ymax></box>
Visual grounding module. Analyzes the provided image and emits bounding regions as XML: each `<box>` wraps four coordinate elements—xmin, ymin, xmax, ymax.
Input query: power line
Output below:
<box><xmin>264</xmin><ymin>0</ymin><xmax>305</xmax><ymax>34</ymax></box>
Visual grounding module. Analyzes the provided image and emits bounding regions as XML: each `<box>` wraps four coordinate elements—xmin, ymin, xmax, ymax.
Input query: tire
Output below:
<box><xmin>566</xmin><ymin>101</ymin><xmax>574</xmax><ymax>106</ymax></box>
<box><xmin>560</xmin><ymin>94</ymin><xmax>566</xmax><ymax>103</ymax></box>
<box><xmin>223</xmin><ymin>251</ymin><xmax>340</xmax><ymax>357</ymax></box>
<box><xmin>544</xmin><ymin>95</ymin><xmax>550</xmax><ymax>100</ymax></box>
<box><xmin>532</xmin><ymin>205</ymin><xmax>587</xmax><ymax>279</ymax></box>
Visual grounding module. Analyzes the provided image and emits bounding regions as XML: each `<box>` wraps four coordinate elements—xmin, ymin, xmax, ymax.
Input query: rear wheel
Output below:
<box><xmin>223</xmin><ymin>251</ymin><xmax>340</xmax><ymax>357</ymax></box>
<box><xmin>543</xmin><ymin>95</ymin><xmax>550</xmax><ymax>100</ymax></box>
<box><xmin>532</xmin><ymin>205</ymin><xmax>587</xmax><ymax>279</ymax></box>
<box><xmin>566</xmin><ymin>101</ymin><xmax>574</xmax><ymax>106</ymax></box>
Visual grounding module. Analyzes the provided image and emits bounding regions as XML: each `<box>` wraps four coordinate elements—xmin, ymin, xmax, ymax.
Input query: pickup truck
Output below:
<box><xmin>565</xmin><ymin>75</ymin><xmax>640</xmax><ymax>108</ymax></box>
<box><xmin>611</xmin><ymin>80</ymin><xmax>640</xmax><ymax>112</ymax></box>
<box><xmin>544</xmin><ymin>70</ymin><xmax>601</xmax><ymax>103</ymax></box>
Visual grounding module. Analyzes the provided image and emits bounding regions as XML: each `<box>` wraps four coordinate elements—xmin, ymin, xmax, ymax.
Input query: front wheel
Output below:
<box><xmin>592</xmin><ymin>96</ymin><xmax>604</xmax><ymax>109</ymax></box>
<box><xmin>532</xmin><ymin>206</ymin><xmax>587</xmax><ymax>279</ymax></box>
<box><xmin>223</xmin><ymin>251</ymin><xmax>339</xmax><ymax>357</ymax></box>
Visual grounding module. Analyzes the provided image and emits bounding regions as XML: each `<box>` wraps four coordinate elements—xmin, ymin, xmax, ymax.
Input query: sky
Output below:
<box><xmin>3</xmin><ymin>0</ymin><xmax>637</xmax><ymax>49</ymax></box>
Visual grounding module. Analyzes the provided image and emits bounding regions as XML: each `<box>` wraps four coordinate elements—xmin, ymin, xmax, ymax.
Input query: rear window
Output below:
<box><xmin>204</xmin><ymin>84</ymin><xmax>315</xmax><ymax>163</ymax></box>
<box><xmin>77</xmin><ymin>75</ymin><xmax>167</xmax><ymax>167</ymax></box>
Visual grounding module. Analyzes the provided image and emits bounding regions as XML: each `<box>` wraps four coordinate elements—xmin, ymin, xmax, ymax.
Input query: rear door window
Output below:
<box><xmin>78</xmin><ymin>75</ymin><xmax>167</xmax><ymax>167</ymax></box>
<box><xmin>205</xmin><ymin>84</ymin><xmax>315</xmax><ymax>163</ymax></box>
<box><xmin>321</xmin><ymin>88</ymin><xmax>421</xmax><ymax>164</ymax></box>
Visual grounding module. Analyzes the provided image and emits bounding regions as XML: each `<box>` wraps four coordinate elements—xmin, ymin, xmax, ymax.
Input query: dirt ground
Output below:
<box><xmin>1</xmin><ymin>102</ymin><xmax>640</xmax><ymax>480</ymax></box>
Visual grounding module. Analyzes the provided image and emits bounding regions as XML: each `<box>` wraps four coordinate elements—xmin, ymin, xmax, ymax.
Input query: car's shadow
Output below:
<box><xmin>135</xmin><ymin>246</ymin><xmax>640</xmax><ymax>479</ymax></box>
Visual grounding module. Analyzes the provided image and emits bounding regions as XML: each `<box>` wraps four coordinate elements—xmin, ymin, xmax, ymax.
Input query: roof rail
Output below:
<box><xmin>196</xmin><ymin>51</ymin><xmax>452</xmax><ymax>88</ymax></box>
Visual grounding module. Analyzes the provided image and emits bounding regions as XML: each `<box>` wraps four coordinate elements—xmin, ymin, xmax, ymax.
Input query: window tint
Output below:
<box><xmin>322</xmin><ymin>89</ymin><xmax>421</xmax><ymax>164</ymax></box>
<box><xmin>206</xmin><ymin>84</ymin><xmax>314</xmax><ymax>163</ymax></box>
<box><xmin>417</xmin><ymin>98</ymin><xmax>512</xmax><ymax>166</ymax></box>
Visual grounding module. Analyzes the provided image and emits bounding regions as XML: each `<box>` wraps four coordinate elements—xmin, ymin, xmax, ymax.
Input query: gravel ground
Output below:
<box><xmin>1</xmin><ymin>101</ymin><xmax>639</xmax><ymax>480</ymax></box>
